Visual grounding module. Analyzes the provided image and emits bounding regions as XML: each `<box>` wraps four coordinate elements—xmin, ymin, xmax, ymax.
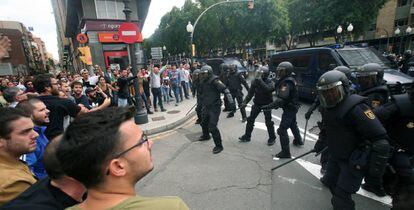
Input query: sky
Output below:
<box><xmin>0</xmin><ymin>0</ymin><xmax>185</xmax><ymax>61</ymax></box>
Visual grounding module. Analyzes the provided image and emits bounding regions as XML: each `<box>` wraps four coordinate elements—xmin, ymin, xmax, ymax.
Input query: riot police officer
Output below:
<box><xmin>373</xmin><ymin>84</ymin><xmax>414</xmax><ymax>208</ymax></box>
<box><xmin>313</xmin><ymin>70</ymin><xmax>389</xmax><ymax>210</ymax></box>
<box><xmin>192</xmin><ymin>69</ymin><xmax>202</xmax><ymax>124</ymax></box>
<box><xmin>355</xmin><ymin>63</ymin><xmax>389</xmax><ymax>109</ymax></box>
<box><xmin>305</xmin><ymin>66</ymin><xmax>355</xmax><ymax>174</ymax></box>
<box><xmin>219</xmin><ymin>63</ymin><xmax>232</xmax><ymax>112</ymax></box>
<box><xmin>262</xmin><ymin>62</ymin><xmax>302</xmax><ymax>158</ymax></box>
<box><xmin>238</xmin><ymin>66</ymin><xmax>276</xmax><ymax>145</ymax></box>
<box><xmin>226</xmin><ymin>64</ymin><xmax>249</xmax><ymax>122</ymax></box>
<box><xmin>198</xmin><ymin>65</ymin><xmax>235</xmax><ymax>154</ymax></box>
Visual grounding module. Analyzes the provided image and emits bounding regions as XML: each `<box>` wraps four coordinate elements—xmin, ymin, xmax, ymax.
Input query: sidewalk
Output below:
<box><xmin>139</xmin><ymin>96</ymin><xmax>197</xmax><ymax>135</ymax></box>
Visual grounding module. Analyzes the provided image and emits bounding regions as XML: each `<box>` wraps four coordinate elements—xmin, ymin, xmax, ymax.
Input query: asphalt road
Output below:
<box><xmin>136</xmin><ymin>100</ymin><xmax>391</xmax><ymax>210</ymax></box>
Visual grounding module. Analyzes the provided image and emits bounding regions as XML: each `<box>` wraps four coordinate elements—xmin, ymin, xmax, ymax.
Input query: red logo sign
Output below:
<box><xmin>76</xmin><ymin>33</ymin><xmax>88</xmax><ymax>44</ymax></box>
<box><xmin>118</xmin><ymin>22</ymin><xmax>143</xmax><ymax>44</ymax></box>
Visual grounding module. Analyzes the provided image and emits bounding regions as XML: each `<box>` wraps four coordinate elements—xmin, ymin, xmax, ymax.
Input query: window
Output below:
<box><xmin>398</xmin><ymin>0</ymin><xmax>409</xmax><ymax>7</ymax></box>
<box><xmin>395</xmin><ymin>18</ymin><xmax>409</xmax><ymax>27</ymax></box>
<box><xmin>95</xmin><ymin>0</ymin><xmax>126</xmax><ymax>19</ymax></box>
<box><xmin>318</xmin><ymin>53</ymin><xmax>337</xmax><ymax>72</ymax></box>
<box><xmin>291</xmin><ymin>54</ymin><xmax>312</xmax><ymax>72</ymax></box>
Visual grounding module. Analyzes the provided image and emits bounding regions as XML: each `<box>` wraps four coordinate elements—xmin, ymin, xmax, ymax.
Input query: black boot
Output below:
<box><xmin>293</xmin><ymin>139</ymin><xmax>304</xmax><ymax>146</ymax></box>
<box><xmin>275</xmin><ymin>149</ymin><xmax>291</xmax><ymax>158</ymax></box>
<box><xmin>241</xmin><ymin>117</ymin><xmax>247</xmax><ymax>123</ymax></box>
<box><xmin>239</xmin><ymin>135</ymin><xmax>251</xmax><ymax>143</ymax></box>
<box><xmin>212</xmin><ymin>145</ymin><xmax>223</xmax><ymax>154</ymax></box>
<box><xmin>226</xmin><ymin>112</ymin><xmax>234</xmax><ymax>118</ymax></box>
<box><xmin>267</xmin><ymin>138</ymin><xmax>276</xmax><ymax>146</ymax></box>
<box><xmin>198</xmin><ymin>134</ymin><xmax>211</xmax><ymax>141</ymax></box>
<box><xmin>266</xmin><ymin>121</ymin><xmax>276</xmax><ymax>146</ymax></box>
<box><xmin>276</xmin><ymin>135</ymin><xmax>291</xmax><ymax>158</ymax></box>
<box><xmin>361</xmin><ymin>183</ymin><xmax>387</xmax><ymax>197</ymax></box>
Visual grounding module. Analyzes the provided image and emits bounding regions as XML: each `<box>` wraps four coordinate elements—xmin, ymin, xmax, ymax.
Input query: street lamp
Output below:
<box><xmin>406</xmin><ymin>26</ymin><xmax>412</xmax><ymax>50</ymax></box>
<box><xmin>336</xmin><ymin>25</ymin><xmax>343</xmax><ymax>44</ymax></box>
<box><xmin>186</xmin><ymin>21</ymin><xmax>194</xmax><ymax>63</ymax></box>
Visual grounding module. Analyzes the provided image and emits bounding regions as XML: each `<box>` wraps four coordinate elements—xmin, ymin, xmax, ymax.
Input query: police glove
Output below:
<box><xmin>313</xmin><ymin>140</ymin><xmax>325</xmax><ymax>153</ymax></box>
<box><xmin>305</xmin><ymin>111</ymin><xmax>313</xmax><ymax>120</ymax></box>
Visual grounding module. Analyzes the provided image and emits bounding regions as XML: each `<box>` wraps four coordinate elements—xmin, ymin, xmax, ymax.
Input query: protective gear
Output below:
<box><xmin>316</xmin><ymin>70</ymin><xmax>349</xmax><ymax>108</ymax></box>
<box><xmin>358</xmin><ymin>85</ymin><xmax>389</xmax><ymax>108</ymax></box>
<box><xmin>276</xmin><ymin>61</ymin><xmax>294</xmax><ymax>80</ymax></box>
<box><xmin>223</xmin><ymin>89</ymin><xmax>236</xmax><ymax>110</ymax></box>
<box><xmin>228</xmin><ymin>64</ymin><xmax>237</xmax><ymax>74</ymax></box>
<box><xmin>226</xmin><ymin>67</ymin><xmax>249</xmax><ymax>120</ymax></box>
<box><xmin>333</xmin><ymin>66</ymin><xmax>352</xmax><ymax>79</ymax></box>
<box><xmin>355</xmin><ymin>63</ymin><xmax>384</xmax><ymax>91</ymax></box>
<box><xmin>200</xmin><ymin>65</ymin><xmax>214</xmax><ymax>82</ymax></box>
<box><xmin>192</xmin><ymin>69</ymin><xmax>200</xmax><ymax>83</ymax></box>
<box><xmin>364</xmin><ymin>139</ymin><xmax>390</xmax><ymax>197</ymax></box>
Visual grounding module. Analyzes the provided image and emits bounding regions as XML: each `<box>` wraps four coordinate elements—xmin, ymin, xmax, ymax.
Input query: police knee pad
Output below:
<box><xmin>372</xmin><ymin>139</ymin><xmax>390</xmax><ymax>154</ymax></box>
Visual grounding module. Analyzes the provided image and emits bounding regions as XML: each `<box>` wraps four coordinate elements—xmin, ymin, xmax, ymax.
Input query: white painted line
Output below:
<box><xmin>255</xmin><ymin>122</ymin><xmax>316</xmax><ymax>142</ymax></box>
<box><xmin>294</xmin><ymin>158</ymin><xmax>392</xmax><ymax>207</ymax></box>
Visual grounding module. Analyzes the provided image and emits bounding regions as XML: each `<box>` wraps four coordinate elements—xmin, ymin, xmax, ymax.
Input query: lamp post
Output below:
<box><xmin>162</xmin><ymin>45</ymin><xmax>167</xmax><ymax>63</ymax></box>
<box><xmin>336</xmin><ymin>25</ymin><xmax>343</xmax><ymax>44</ymax></box>
<box><xmin>395</xmin><ymin>27</ymin><xmax>401</xmax><ymax>54</ymax></box>
<box><xmin>347</xmin><ymin>23</ymin><xmax>354</xmax><ymax>43</ymax></box>
<box><xmin>406</xmin><ymin>26</ymin><xmax>412</xmax><ymax>51</ymax></box>
<box><xmin>186</xmin><ymin>21</ymin><xmax>194</xmax><ymax>63</ymax></box>
<box><xmin>122</xmin><ymin>0</ymin><xmax>148</xmax><ymax>124</ymax></box>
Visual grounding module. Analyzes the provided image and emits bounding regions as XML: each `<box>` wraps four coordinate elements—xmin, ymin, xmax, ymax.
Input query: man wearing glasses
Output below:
<box><xmin>57</xmin><ymin>108</ymin><xmax>189</xmax><ymax>210</ymax></box>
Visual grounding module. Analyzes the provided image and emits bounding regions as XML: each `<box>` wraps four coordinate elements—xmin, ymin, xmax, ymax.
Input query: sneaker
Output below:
<box><xmin>275</xmin><ymin>150</ymin><xmax>291</xmax><ymax>159</ymax></box>
<box><xmin>198</xmin><ymin>135</ymin><xmax>211</xmax><ymax>141</ymax></box>
<box><xmin>212</xmin><ymin>146</ymin><xmax>223</xmax><ymax>154</ymax></box>
<box><xmin>238</xmin><ymin>135</ymin><xmax>251</xmax><ymax>143</ymax></box>
<box><xmin>161</xmin><ymin>108</ymin><xmax>167</xmax><ymax>112</ymax></box>
<box><xmin>241</xmin><ymin>117</ymin><xmax>247</xmax><ymax>123</ymax></box>
<box><xmin>361</xmin><ymin>183</ymin><xmax>387</xmax><ymax>197</ymax></box>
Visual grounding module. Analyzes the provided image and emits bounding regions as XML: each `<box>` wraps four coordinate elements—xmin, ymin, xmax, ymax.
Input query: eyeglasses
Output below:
<box><xmin>106</xmin><ymin>134</ymin><xmax>149</xmax><ymax>175</ymax></box>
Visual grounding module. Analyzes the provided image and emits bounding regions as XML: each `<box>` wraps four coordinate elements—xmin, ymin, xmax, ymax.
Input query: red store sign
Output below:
<box><xmin>84</xmin><ymin>20</ymin><xmax>140</xmax><ymax>31</ymax></box>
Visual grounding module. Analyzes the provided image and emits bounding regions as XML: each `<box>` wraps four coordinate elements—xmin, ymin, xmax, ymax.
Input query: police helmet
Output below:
<box><xmin>276</xmin><ymin>61</ymin><xmax>293</xmax><ymax>80</ymax></box>
<box><xmin>228</xmin><ymin>64</ymin><xmax>238</xmax><ymax>74</ymax></box>
<box><xmin>355</xmin><ymin>63</ymin><xmax>383</xmax><ymax>91</ymax></box>
<box><xmin>192</xmin><ymin>69</ymin><xmax>201</xmax><ymax>81</ymax></box>
<box><xmin>316</xmin><ymin>70</ymin><xmax>349</xmax><ymax>108</ymax></box>
<box><xmin>219</xmin><ymin>63</ymin><xmax>229</xmax><ymax>74</ymax></box>
<box><xmin>200</xmin><ymin>65</ymin><xmax>213</xmax><ymax>82</ymax></box>
<box><xmin>256</xmin><ymin>66</ymin><xmax>270</xmax><ymax>79</ymax></box>
<box><xmin>333</xmin><ymin>66</ymin><xmax>352</xmax><ymax>79</ymax></box>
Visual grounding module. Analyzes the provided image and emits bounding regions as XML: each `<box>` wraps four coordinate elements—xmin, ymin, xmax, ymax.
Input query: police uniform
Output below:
<box><xmin>226</xmin><ymin>64</ymin><xmax>249</xmax><ymax>121</ymax></box>
<box><xmin>262</xmin><ymin>62</ymin><xmax>302</xmax><ymax>158</ymax></box>
<box><xmin>192</xmin><ymin>69</ymin><xmax>202</xmax><ymax>124</ymax></box>
<box><xmin>239</xmin><ymin>66</ymin><xmax>276</xmax><ymax>145</ymax></box>
<box><xmin>219</xmin><ymin>64</ymin><xmax>231</xmax><ymax>112</ymax></box>
<box><xmin>199</xmin><ymin>65</ymin><xmax>235</xmax><ymax>154</ymax></box>
<box><xmin>373</xmin><ymin>91</ymin><xmax>414</xmax><ymax>209</ymax></box>
<box><xmin>314</xmin><ymin>70</ymin><xmax>389</xmax><ymax>210</ymax></box>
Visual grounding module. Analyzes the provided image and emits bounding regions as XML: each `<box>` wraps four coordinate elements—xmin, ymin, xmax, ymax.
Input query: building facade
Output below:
<box><xmin>52</xmin><ymin>0</ymin><xmax>150</xmax><ymax>72</ymax></box>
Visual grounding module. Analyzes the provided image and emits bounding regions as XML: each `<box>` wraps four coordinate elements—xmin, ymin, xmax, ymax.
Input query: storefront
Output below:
<box><xmin>98</xmin><ymin>32</ymin><xmax>129</xmax><ymax>70</ymax></box>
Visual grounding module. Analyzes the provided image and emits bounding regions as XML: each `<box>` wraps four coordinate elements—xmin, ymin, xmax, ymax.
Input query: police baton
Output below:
<box><xmin>302</xmin><ymin>119</ymin><xmax>309</xmax><ymax>144</ymax></box>
<box><xmin>271</xmin><ymin>149</ymin><xmax>315</xmax><ymax>171</ymax></box>
<box><xmin>185</xmin><ymin>103</ymin><xmax>198</xmax><ymax>116</ymax></box>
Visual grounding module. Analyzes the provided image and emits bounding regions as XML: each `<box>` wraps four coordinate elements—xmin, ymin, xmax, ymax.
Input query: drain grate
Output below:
<box><xmin>167</xmin><ymin>110</ymin><xmax>180</xmax><ymax>114</ymax></box>
<box><xmin>152</xmin><ymin>116</ymin><xmax>166</xmax><ymax>121</ymax></box>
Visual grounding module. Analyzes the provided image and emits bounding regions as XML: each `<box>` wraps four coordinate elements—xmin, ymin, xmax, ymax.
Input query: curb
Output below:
<box><xmin>142</xmin><ymin>110</ymin><xmax>197</xmax><ymax>135</ymax></box>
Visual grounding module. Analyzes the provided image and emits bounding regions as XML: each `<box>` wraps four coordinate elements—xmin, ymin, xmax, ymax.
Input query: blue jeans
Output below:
<box><xmin>162</xmin><ymin>86</ymin><xmax>170</xmax><ymax>102</ymax></box>
<box><xmin>172</xmin><ymin>84</ymin><xmax>181</xmax><ymax>103</ymax></box>
<box><xmin>118</xmin><ymin>98</ymin><xmax>128</xmax><ymax>107</ymax></box>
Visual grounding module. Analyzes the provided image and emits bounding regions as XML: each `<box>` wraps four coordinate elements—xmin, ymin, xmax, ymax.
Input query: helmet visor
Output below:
<box><xmin>317</xmin><ymin>81</ymin><xmax>346</xmax><ymax>108</ymax></box>
<box><xmin>199</xmin><ymin>71</ymin><xmax>209</xmax><ymax>82</ymax></box>
<box><xmin>276</xmin><ymin>67</ymin><xmax>287</xmax><ymax>79</ymax></box>
<box><xmin>356</xmin><ymin>72</ymin><xmax>377</xmax><ymax>90</ymax></box>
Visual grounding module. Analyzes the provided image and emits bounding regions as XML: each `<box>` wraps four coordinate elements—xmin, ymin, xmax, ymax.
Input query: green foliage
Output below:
<box><xmin>144</xmin><ymin>0</ymin><xmax>388</xmax><ymax>54</ymax></box>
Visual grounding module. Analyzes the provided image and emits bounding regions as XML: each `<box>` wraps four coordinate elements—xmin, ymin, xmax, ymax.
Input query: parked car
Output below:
<box><xmin>269</xmin><ymin>46</ymin><xmax>413</xmax><ymax>101</ymax></box>
<box><xmin>201</xmin><ymin>57</ymin><xmax>247</xmax><ymax>76</ymax></box>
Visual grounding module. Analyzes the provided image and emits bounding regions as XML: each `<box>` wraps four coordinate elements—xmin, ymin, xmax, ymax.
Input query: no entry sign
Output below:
<box><xmin>118</xmin><ymin>22</ymin><xmax>143</xmax><ymax>44</ymax></box>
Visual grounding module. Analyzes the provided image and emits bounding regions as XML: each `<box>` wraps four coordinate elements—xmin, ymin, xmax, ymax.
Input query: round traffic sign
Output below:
<box><xmin>76</xmin><ymin>33</ymin><xmax>88</xmax><ymax>44</ymax></box>
<box><xmin>118</xmin><ymin>22</ymin><xmax>143</xmax><ymax>44</ymax></box>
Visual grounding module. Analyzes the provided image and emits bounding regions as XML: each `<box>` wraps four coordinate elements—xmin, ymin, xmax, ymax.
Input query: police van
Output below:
<box><xmin>269</xmin><ymin>46</ymin><xmax>414</xmax><ymax>101</ymax></box>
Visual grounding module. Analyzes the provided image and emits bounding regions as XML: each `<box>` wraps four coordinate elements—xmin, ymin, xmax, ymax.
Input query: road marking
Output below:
<box><xmin>294</xmin><ymin>158</ymin><xmax>392</xmax><ymax>207</ymax></box>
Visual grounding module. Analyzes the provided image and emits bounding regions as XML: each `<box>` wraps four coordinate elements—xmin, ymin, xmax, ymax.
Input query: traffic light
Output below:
<box><xmin>78</xmin><ymin>46</ymin><xmax>92</xmax><ymax>65</ymax></box>
<box><xmin>247</xmin><ymin>0</ymin><xmax>254</xmax><ymax>9</ymax></box>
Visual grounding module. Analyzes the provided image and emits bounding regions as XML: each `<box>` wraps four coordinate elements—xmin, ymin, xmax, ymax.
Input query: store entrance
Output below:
<box><xmin>104</xmin><ymin>51</ymin><xmax>129</xmax><ymax>70</ymax></box>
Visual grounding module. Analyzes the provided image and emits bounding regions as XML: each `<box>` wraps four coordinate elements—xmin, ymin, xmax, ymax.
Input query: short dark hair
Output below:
<box><xmin>3</xmin><ymin>87</ymin><xmax>20</xmax><ymax>103</ymax></box>
<box><xmin>33</xmin><ymin>74</ymin><xmax>54</xmax><ymax>93</ymax></box>
<box><xmin>71</xmin><ymin>81</ymin><xmax>83</xmax><ymax>89</ymax></box>
<box><xmin>43</xmin><ymin>135</ymin><xmax>65</xmax><ymax>179</ymax></box>
<box><xmin>0</xmin><ymin>107</ymin><xmax>31</xmax><ymax>139</ymax></box>
<box><xmin>15</xmin><ymin>98</ymin><xmax>43</xmax><ymax>115</ymax></box>
<box><xmin>57</xmin><ymin>107</ymin><xmax>134</xmax><ymax>188</ymax></box>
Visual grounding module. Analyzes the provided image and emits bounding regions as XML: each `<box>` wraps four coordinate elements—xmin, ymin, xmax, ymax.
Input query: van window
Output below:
<box><xmin>291</xmin><ymin>54</ymin><xmax>312</xmax><ymax>72</ymax></box>
<box><xmin>318</xmin><ymin>52</ymin><xmax>337</xmax><ymax>72</ymax></box>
